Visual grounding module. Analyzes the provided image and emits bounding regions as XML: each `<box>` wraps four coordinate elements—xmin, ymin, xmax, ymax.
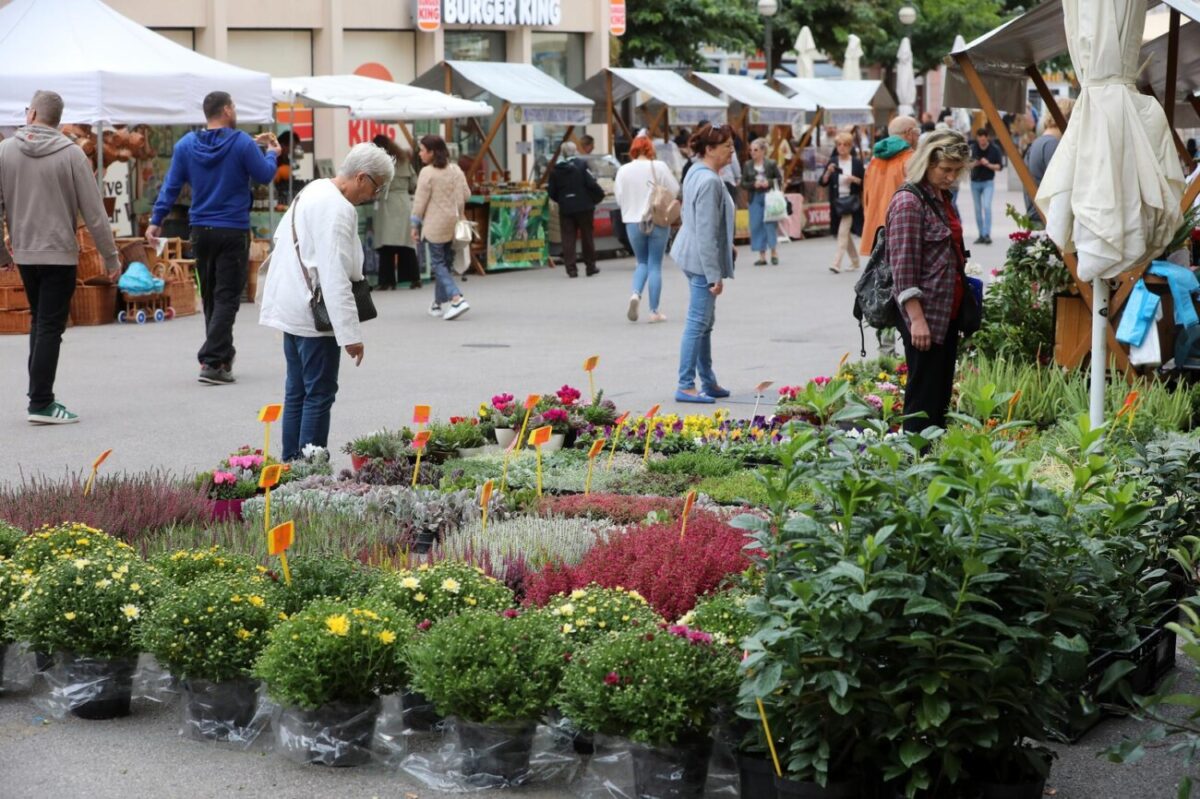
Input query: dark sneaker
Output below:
<box><xmin>199</xmin><ymin>366</ymin><xmax>235</xmax><ymax>385</ymax></box>
<box><xmin>586</xmin><ymin>267</ymin><xmax>600</xmax><ymax>276</ymax></box>
<box><xmin>28</xmin><ymin>402</ymin><xmax>79</xmax><ymax>425</ymax></box>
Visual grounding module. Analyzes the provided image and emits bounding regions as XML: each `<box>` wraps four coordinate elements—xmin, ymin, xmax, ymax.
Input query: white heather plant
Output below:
<box><xmin>443</xmin><ymin>516</ymin><xmax>615</xmax><ymax>576</ymax></box>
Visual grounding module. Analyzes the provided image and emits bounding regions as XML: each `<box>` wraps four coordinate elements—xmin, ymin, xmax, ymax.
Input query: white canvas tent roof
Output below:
<box><xmin>411</xmin><ymin>61</ymin><xmax>593</xmax><ymax>124</ymax></box>
<box><xmin>690</xmin><ymin>73</ymin><xmax>809</xmax><ymax>126</ymax></box>
<box><xmin>773</xmin><ymin>77</ymin><xmax>895</xmax><ymax>125</ymax></box>
<box><xmin>944</xmin><ymin>0</ymin><xmax>1200</xmax><ymax>114</ymax></box>
<box><xmin>0</xmin><ymin>0</ymin><xmax>272</xmax><ymax>126</ymax></box>
<box><xmin>574</xmin><ymin>68</ymin><xmax>728</xmax><ymax>126</ymax></box>
<box><xmin>272</xmin><ymin>75</ymin><xmax>493</xmax><ymax>120</ymax></box>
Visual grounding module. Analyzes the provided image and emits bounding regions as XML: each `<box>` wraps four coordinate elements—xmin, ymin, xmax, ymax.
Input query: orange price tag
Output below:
<box><xmin>258</xmin><ymin>404</ymin><xmax>283</xmax><ymax>423</ymax></box>
<box><xmin>587</xmin><ymin>439</ymin><xmax>607</xmax><ymax>459</ymax></box>
<box><xmin>524</xmin><ymin>393</ymin><xmax>541</xmax><ymax>410</ymax></box>
<box><xmin>258</xmin><ymin>464</ymin><xmax>285</xmax><ymax>489</ymax></box>
<box><xmin>268</xmin><ymin>521</ymin><xmax>295</xmax><ymax>556</ymax></box>
<box><xmin>583</xmin><ymin>355</ymin><xmax>600</xmax><ymax>372</ymax></box>
<box><xmin>529</xmin><ymin>425</ymin><xmax>553</xmax><ymax>447</ymax></box>
<box><xmin>682</xmin><ymin>489</ymin><xmax>697</xmax><ymax>518</ymax></box>
<box><xmin>614</xmin><ymin>411</ymin><xmax>630</xmax><ymax>426</ymax></box>
<box><xmin>412</xmin><ymin>430</ymin><xmax>431</xmax><ymax>450</ymax></box>
<box><xmin>644</xmin><ymin>404</ymin><xmax>660</xmax><ymax>419</ymax></box>
<box><xmin>481</xmin><ymin>479</ymin><xmax>494</xmax><ymax>506</ymax></box>
<box><xmin>92</xmin><ymin>449</ymin><xmax>113</xmax><ymax>470</ymax></box>
<box><xmin>754</xmin><ymin>380</ymin><xmax>774</xmax><ymax>395</ymax></box>
<box><xmin>413</xmin><ymin>405</ymin><xmax>431</xmax><ymax>425</ymax></box>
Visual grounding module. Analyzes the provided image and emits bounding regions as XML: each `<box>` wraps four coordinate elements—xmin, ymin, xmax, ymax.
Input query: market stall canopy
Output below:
<box><xmin>0</xmin><ymin>0</ymin><xmax>272</xmax><ymax>126</ymax></box>
<box><xmin>944</xmin><ymin>0</ymin><xmax>1200</xmax><ymax>114</ymax></box>
<box><xmin>575</xmin><ymin>68</ymin><xmax>728</xmax><ymax>126</ymax></box>
<box><xmin>773</xmin><ymin>77</ymin><xmax>896</xmax><ymax>125</ymax></box>
<box><xmin>411</xmin><ymin>61</ymin><xmax>593</xmax><ymax>125</ymax></box>
<box><xmin>272</xmin><ymin>75</ymin><xmax>493</xmax><ymax>120</ymax></box>
<box><xmin>690</xmin><ymin>72</ymin><xmax>809</xmax><ymax>125</ymax></box>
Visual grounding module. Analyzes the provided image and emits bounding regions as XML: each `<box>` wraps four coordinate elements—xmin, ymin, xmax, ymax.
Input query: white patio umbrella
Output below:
<box><xmin>1035</xmin><ymin>0</ymin><xmax>1184</xmax><ymax>426</ymax></box>
<box><xmin>842</xmin><ymin>34</ymin><xmax>864</xmax><ymax>81</ymax></box>
<box><xmin>945</xmin><ymin>35</ymin><xmax>973</xmax><ymax>131</ymax></box>
<box><xmin>794</xmin><ymin>26</ymin><xmax>819</xmax><ymax>79</ymax></box>
<box><xmin>896</xmin><ymin>37</ymin><xmax>917</xmax><ymax>117</ymax></box>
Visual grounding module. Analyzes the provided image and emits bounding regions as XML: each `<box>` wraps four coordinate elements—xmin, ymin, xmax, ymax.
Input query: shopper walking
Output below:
<box><xmin>671</xmin><ymin>125</ymin><xmax>736</xmax><ymax>405</ymax></box>
<box><xmin>819</xmin><ymin>131</ymin><xmax>865</xmax><ymax>273</ymax></box>
<box><xmin>1024</xmin><ymin>99</ymin><xmax>1074</xmax><ymax>226</ymax></box>
<box><xmin>0</xmin><ymin>90</ymin><xmax>119</xmax><ymax>424</ymax></box>
<box><xmin>614</xmin><ymin>136</ymin><xmax>679</xmax><ymax>323</ymax></box>
<box><xmin>259</xmin><ymin>143</ymin><xmax>393</xmax><ymax>460</ymax></box>
<box><xmin>371</xmin><ymin>135</ymin><xmax>420</xmax><ymax>290</ymax></box>
<box><xmin>147</xmin><ymin>91</ymin><xmax>280</xmax><ymax>385</ymax></box>
<box><xmin>740</xmin><ymin>139</ymin><xmax>783</xmax><ymax>266</ymax></box>
<box><xmin>888</xmin><ymin>130</ymin><xmax>972</xmax><ymax>433</ymax></box>
<box><xmin>969</xmin><ymin>128</ymin><xmax>1004</xmax><ymax>244</ymax></box>
<box><xmin>411</xmin><ymin>134</ymin><xmax>471</xmax><ymax>320</ymax></box>
<box><xmin>548</xmin><ymin>141</ymin><xmax>604</xmax><ymax>278</ymax></box>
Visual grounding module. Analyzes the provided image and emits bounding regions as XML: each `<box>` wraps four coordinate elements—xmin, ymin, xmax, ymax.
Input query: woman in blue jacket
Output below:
<box><xmin>670</xmin><ymin>124</ymin><xmax>736</xmax><ymax>404</ymax></box>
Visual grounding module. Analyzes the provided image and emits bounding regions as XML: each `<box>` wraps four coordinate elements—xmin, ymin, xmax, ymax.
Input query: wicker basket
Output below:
<box><xmin>69</xmin><ymin>283</ymin><xmax>117</xmax><ymax>326</ymax></box>
<box><xmin>154</xmin><ymin>261</ymin><xmax>197</xmax><ymax>316</ymax></box>
<box><xmin>118</xmin><ymin>239</ymin><xmax>153</xmax><ymax>269</ymax></box>
<box><xmin>77</xmin><ymin>247</ymin><xmax>108</xmax><ymax>284</ymax></box>
<box><xmin>0</xmin><ymin>265</ymin><xmax>22</xmax><ymax>287</ymax></box>
<box><xmin>0</xmin><ymin>285</ymin><xmax>28</xmax><ymax>310</ymax></box>
<box><xmin>0</xmin><ymin>309</ymin><xmax>31</xmax><ymax>335</ymax></box>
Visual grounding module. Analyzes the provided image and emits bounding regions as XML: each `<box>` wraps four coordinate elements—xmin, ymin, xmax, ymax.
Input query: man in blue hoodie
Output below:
<box><xmin>146</xmin><ymin>91</ymin><xmax>280</xmax><ymax>385</ymax></box>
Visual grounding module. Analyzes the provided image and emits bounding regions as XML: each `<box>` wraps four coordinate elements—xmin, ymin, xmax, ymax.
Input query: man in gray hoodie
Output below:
<box><xmin>0</xmin><ymin>90</ymin><xmax>119</xmax><ymax>425</ymax></box>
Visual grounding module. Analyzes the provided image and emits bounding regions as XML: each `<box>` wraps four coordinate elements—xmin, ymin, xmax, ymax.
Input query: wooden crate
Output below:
<box><xmin>1053</xmin><ymin>294</ymin><xmax>1090</xmax><ymax>368</ymax></box>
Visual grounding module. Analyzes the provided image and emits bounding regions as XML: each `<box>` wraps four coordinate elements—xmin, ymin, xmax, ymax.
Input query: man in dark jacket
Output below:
<box><xmin>548</xmin><ymin>141</ymin><xmax>604</xmax><ymax>278</ymax></box>
<box><xmin>146</xmin><ymin>91</ymin><xmax>280</xmax><ymax>385</ymax></box>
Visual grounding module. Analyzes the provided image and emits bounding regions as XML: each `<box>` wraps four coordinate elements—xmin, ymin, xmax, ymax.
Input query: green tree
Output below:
<box><xmin>618</xmin><ymin>0</ymin><xmax>761</xmax><ymax>69</ymax></box>
<box><xmin>766</xmin><ymin>0</ymin><xmax>858</xmax><ymax>75</ymax></box>
<box><xmin>855</xmin><ymin>0</ymin><xmax>1007</xmax><ymax>74</ymax></box>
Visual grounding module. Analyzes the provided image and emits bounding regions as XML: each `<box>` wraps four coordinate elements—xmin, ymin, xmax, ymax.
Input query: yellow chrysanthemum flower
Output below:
<box><xmin>378</xmin><ymin>630</ymin><xmax>397</xmax><ymax>645</ymax></box>
<box><xmin>400</xmin><ymin>576</ymin><xmax>420</xmax><ymax>590</ymax></box>
<box><xmin>63</xmin><ymin>611</ymin><xmax>77</xmax><ymax>621</ymax></box>
<box><xmin>325</xmin><ymin>614</ymin><xmax>350</xmax><ymax>636</ymax></box>
<box><xmin>248</xmin><ymin>595</ymin><xmax>265</xmax><ymax>607</ymax></box>
<box><xmin>441</xmin><ymin>578</ymin><xmax>461</xmax><ymax>594</ymax></box>
<box><xmin>121</xmin><ymin>604</ymin><xmax>140</xmax><ymax>620</ymax></box>
<box><xmin>236</xmin><ymin>628</ymin><xmax>253</xmax><ymax>640</ymax></box>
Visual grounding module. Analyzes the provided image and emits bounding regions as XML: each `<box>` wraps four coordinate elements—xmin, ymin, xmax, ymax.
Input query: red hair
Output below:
<box><xmin>629</xmin><ymin>136</ymin><xmax>657</xmax><ymax>160</ymax></box>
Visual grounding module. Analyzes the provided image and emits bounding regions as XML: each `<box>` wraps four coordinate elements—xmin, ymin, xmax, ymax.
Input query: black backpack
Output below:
<box><xmin>852</xmin><ymin>183</ymin><xmax>945</xmax><ymax>356</ymax></box>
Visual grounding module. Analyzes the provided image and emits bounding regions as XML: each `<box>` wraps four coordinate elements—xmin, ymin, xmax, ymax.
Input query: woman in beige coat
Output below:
<box><xmin>371</xmin><ymin>135</ymin><xmax>419</xmax><ymax>290</ymax></box>
<box><xmin>411</xmin><ymin>134</ymin><xmax>471</xmax><ymax>320</ymax></box>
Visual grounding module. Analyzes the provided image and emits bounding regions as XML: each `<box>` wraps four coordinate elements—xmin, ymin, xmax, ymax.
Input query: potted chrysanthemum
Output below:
<box><xmin>0</xmin><ymin>557</ymin><xmax>33</xmax><ymax>679</ymax></box>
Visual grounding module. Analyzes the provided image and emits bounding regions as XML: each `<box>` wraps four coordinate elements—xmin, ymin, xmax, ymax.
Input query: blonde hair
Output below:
<box><xmin>905</xmin><ymin>129</ymin><xmax>971</xmax><ymax>184</ymax></box>
<box><xmin>834</xmin><ymin>131</ymin><xmax>854</xmax><ymax>147</ymax></box>
<box><xmin>1040</xmin><ymin>97</ymin><xmax>1076</xmax><ymax>134</ymax></box>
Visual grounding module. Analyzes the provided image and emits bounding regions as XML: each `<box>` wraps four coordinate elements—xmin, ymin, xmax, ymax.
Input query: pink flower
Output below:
<box><xmin>990</xmin><ymin>268</ymin><xmax>1000</xmax><ymax>277</ymax></box>
<box><xmin>491</xmin><ymin>393</ymin><xmax>515</xmax><ymax>411</ymax></box>
<box><xmin>812</xmin><ymin>376</ymin><xmax>831</xmax><ymax>387</ymax></box>
<box><xmin>416</xmin><ymin>619</ymin><xmax>433</xmax><ymax>631</ymax></box>
<box><xmin>502</xmin><ymin>608</ymin><xmax>520</xmax><ymax>618</ymax></box>
<box><xmin>687</xmin><ymin>630</ymin><xmax>714</xmax><ymax>645</ymax></box>
<box><xmin>604</xmin><ymin>671</ymin><xmax>621</xmax><ymax>686</ymax></box>
<box><xmin>864</xmin><ymin>394</ymin><xmax>884</xmax><ymax>410</ymax></box>
<box><xmin>556</xmin><ymin>385</ymin><xmax>582</xmax><ymax>406</ymax></box>
<box><xmin>542</xmin><ymin>408</ymin><xmax>569</xmax><ymax>424</ymax></box>
<box><xmin>212</xmin><ymin>471</ymin><xmax>236</xmax><ymax>485</ymax></box>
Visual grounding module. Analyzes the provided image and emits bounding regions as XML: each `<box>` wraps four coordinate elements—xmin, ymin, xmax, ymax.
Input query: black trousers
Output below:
<box><xmin>19</xmin><ymin>264</ymin><xmax>76</xmax><ymax>412</ymax></box>
<box><xmin>191</xmin><ymin>227</ymin><xmax>249</xmax><ymax>369</ymax></box>
<box><xmin>560</xmin><ymin>211</ymin><xmax>596</xmax><ymax>275</ymax></box>
<box><xmin>898</xmin><ymin>318</ymin><xmax>959</xmax><ymax>433</ymax></box>
<box><xmin>376</xmin><ymin>245</ymin><xmax>419</xmax><ymax>288</ymax></box>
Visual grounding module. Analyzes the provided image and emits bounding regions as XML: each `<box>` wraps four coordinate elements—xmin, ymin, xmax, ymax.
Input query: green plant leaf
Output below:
<box><xmin>903</xmin><ymin>597</ymin><xmax>952</xmax><ymax>619</ymax></box>
<box><xmin>899</xmin><ymin>739</ymin><xmax>932</xmax><ymax>768</ymax></box>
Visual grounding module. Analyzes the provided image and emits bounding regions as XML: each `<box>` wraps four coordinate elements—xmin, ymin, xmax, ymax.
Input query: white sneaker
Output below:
<box><xmin>428</xmin><ymin>302</ymin><xmax>443</xmax><ymax>317</ymax></box>
<box><xmin>627</xmin><ymin>293</ymin><xmax>640</xmax><ymax>322</ymax></box>
<box><xmin>443</xmin><ymin>299</ymin><xmax>470</xmax><ymax>320</ymax></box>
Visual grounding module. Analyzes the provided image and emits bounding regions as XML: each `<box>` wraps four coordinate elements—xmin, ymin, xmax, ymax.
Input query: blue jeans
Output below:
<box><xmin>626</xmin><ymin>223</ymin><xmax>669</xmax><ymax>312</ymax></box>
<box><xmin>422</xmin><ymin>239</ymin><xmax>462</xmax><ymax>304</ymax></box>
<box><xmin>677</xmin><ymin>273</ymin><xmax>719</xmax><ymax>392</ymax></box>
<box><xmin>970</xmin><ymin>180</ymin><xmax>995</xmax><ymax>239</ymax></box>
<box><xmin>282</xmin><ymin>333</ymin><xmax>342</xmax><ymax>461</ymax></box>
<box><xmin>747</xmin><ymin>191</ymin><xmax>778</xmax><ymax>253</ymax></box>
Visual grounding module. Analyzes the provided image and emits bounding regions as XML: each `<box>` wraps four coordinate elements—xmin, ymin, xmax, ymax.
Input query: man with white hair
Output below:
<box><xmin>548</xmin><ymin>140</ymin><xmax>604</xmax><ymax>278</ymax></box>
<box><xmin>0</xmin><ymin>90</ymin><xmax>120</xmax><ymax>424</ymax></box>
<box><xmin>147</xmin><ymin>90</ymin><xmax>281</xmax><ymax>386</ymax></box>
<box><xmin>258</xmin><ymin>142</ymin><xmax>394</xmax><ymax>460</ymax></box>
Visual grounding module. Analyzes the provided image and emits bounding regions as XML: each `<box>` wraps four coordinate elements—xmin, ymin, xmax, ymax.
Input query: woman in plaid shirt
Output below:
<box><xmin>887</xmin><ymin>130</ymin><xmax>972</xmax><ymax>433</ymax></box>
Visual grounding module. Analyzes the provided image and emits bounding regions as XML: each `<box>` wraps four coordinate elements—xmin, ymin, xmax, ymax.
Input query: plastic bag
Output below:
<box><xmin>0</xmin><ymin>643</ymin><xmax>39</xmax><ymax>694</ymax></box>
<box><xmin>180</xmin><ymin>678</ymin><xmax>272</xmax><ymax>747</ymax></box>
<box><xmin>117</xmin><ymin>261</ymin><xmax>165</xmax><ymax>295</ymax></box>
<box><xmin>573</xmin><ymin>730</ymin><xmax>728</xmax><ymax>799</ymax></box>
<box><xmin>372</xmin><ymin>693</ymin><xmax>410</xmax><ymax>767</ymax></box>
<box><xmin>401</xmin><ymin>716</ymin><xmax>580</xmax><ymax>791</ymax></box>
<box><xmin>133</xmin><ymin>653</ymin><xmax>179</xmax><ymax>705</ymax></box>
<box><xmin>763</xmin><ymin>188</ymin><xmax>789</xmax><ymax>223</ymax></box>
<box><xmin>35</xmin><ymin>652</ymin><xmax>137</xmax><ymax>720</ymax></box>
<box><xmin>274</xmin><ymin>697</ymin><xmax>380</xmax><ymax>767</ymax></box>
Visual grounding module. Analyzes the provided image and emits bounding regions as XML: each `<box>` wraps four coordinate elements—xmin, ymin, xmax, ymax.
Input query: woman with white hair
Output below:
<box><xmin>259</xmin><ymin>142</ymin><xmax>394</xmax><ymax>461</ymax></box>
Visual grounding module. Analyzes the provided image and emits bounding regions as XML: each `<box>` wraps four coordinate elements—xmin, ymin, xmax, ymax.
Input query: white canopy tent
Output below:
<box><xmin>0</xmin><ymin>0</ymin><xmax>272</xmax><ymax>126</ymax></box>
<box><xmin>774</xmin><ymin>77</ymin><xmax>896</xmax><ymax>127</ymax></box>
<box><xmin>271</xmin><ymin>75</ymin><xmax>494</xmax><ymax>121</ymax></box>
<box><xmin>574</xmin><ymin>67</ymin><xmax>728</xmax><ymax>140</ymax></box>
<box><xmin>689</xmin><ymin>72</ymin><xmax>808</xmax><ymax>127</ymax></box>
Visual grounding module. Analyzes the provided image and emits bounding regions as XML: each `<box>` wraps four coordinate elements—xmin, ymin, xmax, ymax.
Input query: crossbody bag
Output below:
<box><xmin>291</xmin><ymin>190</ymin><xmax>377</xmax><ymax>333</ymax></box>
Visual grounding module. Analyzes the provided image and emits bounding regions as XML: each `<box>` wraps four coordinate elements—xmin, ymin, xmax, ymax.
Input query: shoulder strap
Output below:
<box><xmin>289</xmin><ymin>189</ymin><xmax>316</xmax><ymax>294</ymax></box>
<box><xmin>898</xmin><ymin>182</ymin><xmax>948</xmax><ymax>226</ymax></box>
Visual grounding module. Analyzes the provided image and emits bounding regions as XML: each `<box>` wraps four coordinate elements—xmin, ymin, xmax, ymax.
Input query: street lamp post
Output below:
<box><xmin>898</xmin><ymin>4</ymin><xmax>917</xmax><ymax>29</ymax></box>
<box><xmin>758</xmin><ymin>0</ymin><xmax>779</xmax><ymax>81</ymax></box>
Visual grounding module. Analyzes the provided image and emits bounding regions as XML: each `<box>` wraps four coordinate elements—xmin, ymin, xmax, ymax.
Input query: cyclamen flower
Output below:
<box><xmin>542</xmin><ymin>408</ymin><xmax>569</xmax><ymax>424</ymax></box>
<box><xmin>491</xmin><ymin>393</ymin><xmax>515</xmax><ymax>411</ymax></box>
<box><xmin>812</xmin><ymin>376</ymin><xmax>831</xmax><ymax>386</ymax></box>
<box><xmin>212</xmin><ymin>471</ymin><xmax>237</xmax><ymax>485</ymax></box>
<box><xmin>556</xmin><ymin>385</ymin><xmax>582</xmax><ymax>406</ymax></box>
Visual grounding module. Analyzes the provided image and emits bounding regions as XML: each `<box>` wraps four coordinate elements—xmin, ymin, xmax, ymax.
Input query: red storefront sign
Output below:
<box><xmin>610</xmin><ymin>0</ymin><xmax>626</xmax><ymax>36</ymax></box>
<box><xmin>417</xmin><ymin>0</ymin><xmax>441</xmax><ymax>32</ymax></box>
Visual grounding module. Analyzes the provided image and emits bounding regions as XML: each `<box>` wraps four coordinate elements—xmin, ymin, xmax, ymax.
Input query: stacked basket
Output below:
<box><xmin>69</xmin><ymin>225</ymin><xmax>117</xmax><ymax>326</ymax></box>
<box><xmin>0</xmin><ymin>265</ymin><xmax>30</xmax><ymax>335</ymax></box>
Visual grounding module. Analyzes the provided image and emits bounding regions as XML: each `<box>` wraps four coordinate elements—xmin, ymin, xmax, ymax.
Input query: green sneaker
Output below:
<box><xmin>28</xmin><ymin>402</ymin><xmax>79</xmax><ymax>425</ymax></box>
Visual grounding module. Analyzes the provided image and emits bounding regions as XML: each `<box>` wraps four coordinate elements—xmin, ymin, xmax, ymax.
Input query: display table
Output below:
<box><xmin>465</xmin><ymin>191</ymin><xmax>551</xmax><ymax>273</ymax></box>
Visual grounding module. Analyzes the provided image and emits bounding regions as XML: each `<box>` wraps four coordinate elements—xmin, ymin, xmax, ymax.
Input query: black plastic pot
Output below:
<box><xmin>457</xmin><ymin>718</ymin><xmax>537</xmax><ymax>785</ymax></box>
<box><xmin>276</xmin><ymin>697</ymin><xmax>380</xmax><ymax>767</ymax></box>
<box><xmin>774</xmin><ymin>774</ymin><xmax>858</xmax><ymax>798</ymax></box>
<box><xmin>411</xmin><ymin>530</ymin><xmax>438</xmax><ymax>555</ymax></box>
<box><xmin>57</xmin><ymin>654</ymin><xmax>135</xmax><ymax>720</ymax></box>
<box><xmin>630</xmin><ymin>734</ymin><xmax>713</xmax><ymax>799</ymax></box>
<box><xmin>978</xmin><ymin>777</ymin><xmax>1047</xmax><ymax>799</ymax></box>
<box><xmin>182</xmin><ymin>678</ymin><xmax>260</xmax><ymax>741</ymax></box>
<box><xmin>737</xmin><ymin>753</ymin><xmax>778</xmax><ymax>799</ymax></box>
<box><xmin>400</xmin><ymin>688</ymin><xmax>443</xmax><ymax>731</ymax></box>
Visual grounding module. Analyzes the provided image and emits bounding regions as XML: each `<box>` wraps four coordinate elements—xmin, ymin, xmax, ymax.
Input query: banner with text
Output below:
<box><xmin>487</xmin><ymin>192</ymin><xmax>550</xmax><ymax>271</ymax></box>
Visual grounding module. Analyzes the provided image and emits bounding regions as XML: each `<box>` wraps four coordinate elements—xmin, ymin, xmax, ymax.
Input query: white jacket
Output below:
<box><xmin>259</xmin><ymin>179</ymin><xmax>364</xmax><ymax>346</ymax></box>
<box><xmin>613</xmin><ymin>158</ymin><xmax>680</xmax><ymax>225</ymax></box>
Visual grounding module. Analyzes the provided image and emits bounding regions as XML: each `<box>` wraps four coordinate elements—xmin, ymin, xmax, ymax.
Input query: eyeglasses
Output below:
<box><xmin>364</xmin><ymin>173</ymin><xmax>384</xmax><ymax>197</ymax></box>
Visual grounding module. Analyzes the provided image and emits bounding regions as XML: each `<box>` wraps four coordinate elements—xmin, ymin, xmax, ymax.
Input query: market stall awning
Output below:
<box><xmin>411</xmin><ymin>61</ymin><xmax>594</xmax><ymax>125</ymax></box>
<box><xmin>272</xmin><ymin>75</ymin><xmax>493</xmax><ymax>120</ymax></box>
<box><xmin>773</xmin><ymin>77</ymin><xmax>895</xmax><ymax>125</ymax></box>
<box><xmin>0</xmin><ymin>0</ymin><xmax>273</xmax><ymax>126</ymax></box>
<box><xmin>574</xmin><ymin>68</ymin><xmax>728</xmax><ymax>126</ymax></box>
<box><xmin>944</xmin><ymin>0</ymin><xmax>1200</xmax><ymax>113</ymax></box>
<box><xmin>690</xmin><ymin>72</ymin><xmax>809</xmax><ymax>126</ymax></box>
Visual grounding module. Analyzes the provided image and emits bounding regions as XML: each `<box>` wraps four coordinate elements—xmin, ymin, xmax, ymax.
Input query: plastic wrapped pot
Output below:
<box><xmin>630</xmin><ymin>733</ymin><xmax>713</xmax><ymax>799</ymax></box>
<box><xmin>739</xmin><ymin>753</ymin><xmax>778</xmax><ymax>798</ymax></box>
<box><xmin>457</xmin><ymin>718</ymin><xmax>538</xmax><ymax>786</ymax></box>
<box><xmin>774</xmin><ymin>774</ymin><xmax>858</xmax><ymax>798</ymax></box>
<box><xmin>275</xmin><ymin>697</ymin><xmax>380</xmax><ymax>767</ymax></box>
<box><xmin>41</xmin><ymin>653</ymin><xmax>136</xmax><ymax>720</ymax></box>
<box><xmin>400</xmin><ymin>688</ymin><xmax>443</xmax><ymax>732</ymax></box>
<box><xmin>182</xmin><ymin>678</ymin><xmax>266</xmax><ymax>743</ymax></box>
